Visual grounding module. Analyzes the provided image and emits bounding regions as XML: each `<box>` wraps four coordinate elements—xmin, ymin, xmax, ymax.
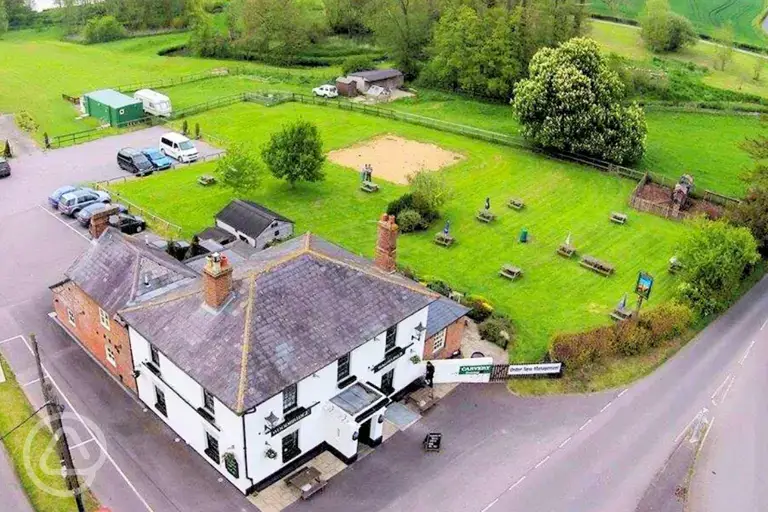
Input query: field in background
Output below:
<box><xmin>590</xmin><ymin>0</ymin><xmax>768</xmax><ymax>47</ymax></box>
<box><xmin>113</xmin><ymin>102</ymin><xmax>689</xmax><ymax>362</ymax></box>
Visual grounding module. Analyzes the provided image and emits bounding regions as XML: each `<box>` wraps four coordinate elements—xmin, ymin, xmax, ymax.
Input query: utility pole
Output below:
<box><xmin>30</xmin><ymin>333</ymin><xmax>86</xmax><ymax>512</ymax></box>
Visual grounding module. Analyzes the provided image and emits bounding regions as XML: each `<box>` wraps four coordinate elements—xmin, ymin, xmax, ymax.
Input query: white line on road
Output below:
<box><xmin>22</xmin><ymin>375</ymin><xmax>49</xmax><ymax>387</ymax></box>
<box><xmin>700</xmin><ymin>418</ymin><xmax>715</xmax><ymax>450</ymax></box>
<box><xmin>722</xmin><ymin>377</ymin><xmax>735</xmax><ymax>403</ymax></box>
<box><xmin>676</xmin><ymin>412</ymin><xmax>702</xmax><ymax>443</ymax></box>
<box><xmin>739</xmin><ymin>340</ymin><xmax>755</xmax><ymax>366</ymax></box>
<box><xmin>600</xmin><ymin>401</ymin><xmax>613</xmax><ymax>413</ymax></box>
<box><xmin>534</xmin><ymin>456</ymin><xmax>550</xmax><ymax>469</ymax></box>
<box><xmin>508</xmin><ymin>476</ymin><xmax>526</xmax><ymax>491</ymax></box>
<box><xmin>480</xmin><ymin>498</ymin><xmax>499</xmax><ymax>512</ymax></box>
<box><xmin>579</xmin><ymin>419</ymin><xmax>592</xmax><ymax>431</ymax></box>
<box><xmin>69</xmin><ymin>437</ymin><xmax>96</xmax><ymax>450</ymax></box>
<box><xmin>617</xmin><ymin>389</ymin><xmax>629</xmax><ymax>398</ymax></box>
<box><xmin>0</xmin><ymin>335</ymin><xmax>23</xmax><ymax>345</ymax></box>
<box><xmin>762</xmin><ymin>318</ymin><xmax>768</xmax><ymax>331</ymax></box>
<box><xmin>37</xmin><ymin>205</ymin><xmax>91</xmax><ymax>242</ymax></box>
<box><xmin>558</xmin><ymin>437</ymin><xmax>572</xmax><ymax>449</ymax></box>
<box><xmin>710</xmin><ymin>374</ymin><xmax>732</xmax><ymax>402</ymax></box>
<box><xmin>16</xmin><ymin>335</ymin><xmax>155</xmax><ymax>512</ymax></box>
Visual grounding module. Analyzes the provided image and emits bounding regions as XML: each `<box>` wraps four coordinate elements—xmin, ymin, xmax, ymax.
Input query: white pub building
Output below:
<box><xmin>120</xmin><ymin>217</ymin><xmax>459</xmax><ymax>493</ymax></box>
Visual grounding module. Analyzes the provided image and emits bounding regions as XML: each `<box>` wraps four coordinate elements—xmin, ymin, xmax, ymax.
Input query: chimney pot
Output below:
<box><xmin>374</xmin><ymin>213</ymin><xmax>398</xmax><ymax>273</ymax></box>
<box><xmin>203</xmin><ymin>252</ymin><xmax>233</xmax><ymax>309</ymax></box>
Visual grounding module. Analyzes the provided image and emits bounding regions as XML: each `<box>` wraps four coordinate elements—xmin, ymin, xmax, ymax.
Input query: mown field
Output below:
<box><xmin>113</xmin><ymin>102</ymin><xmax>689</xmax><ymax>362</ymax></box>
<box><xmin>590</xmin><ymin>0</ymin><xmax>768</xmax><ymax>47</ymax></box>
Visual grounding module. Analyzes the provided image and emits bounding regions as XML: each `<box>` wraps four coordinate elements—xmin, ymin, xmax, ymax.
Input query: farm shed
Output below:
<box><xmin>82</xmin><ymin>89</ymin><xmax>144</xmax><ymax>127</ymax></box>
<box><xmin>215</xmin><ymin>199</ymin><xmax>294</xmax><ymax>250</ymax></box>
<box><xmin>347</xmin><ymin>69</ymin><xmax>404</xmax><ymax>93</ymax></box>
<box><xmin>335</xmin><ymin>77</ymin><xmax>358</xmax><ymax>97</ymax></box>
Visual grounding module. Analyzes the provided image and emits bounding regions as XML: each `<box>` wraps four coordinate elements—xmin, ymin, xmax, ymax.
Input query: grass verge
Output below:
<box><xmin>0</xmin><ymin>356</ymin><xmax>99</xmax><ymax>512</ymax></box>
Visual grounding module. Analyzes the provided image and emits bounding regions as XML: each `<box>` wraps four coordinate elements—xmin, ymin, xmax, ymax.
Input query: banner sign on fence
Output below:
<box><xmin>431</xmin><ymin>357</ymin><xmax>494</xmax><ymax>384</ymax></box>
<box><xmin>507</xmin><ymin>363</ymin><xmax>563</xmax><ymax>377</ymax></box>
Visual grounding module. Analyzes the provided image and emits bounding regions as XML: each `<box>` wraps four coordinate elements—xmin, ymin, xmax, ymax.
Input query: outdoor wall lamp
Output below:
<box><xmin>412</xmin><ymin>322</ymin><xmax>426</xmax><ymax>341</ymax></box>
<box><xmin>377</xmin><ymin>415</ymin><xmax>385</xmax><ymax>424</ymax></box>
<box><xmin>352</xmin><ymin>431</ymin><xmax>359</xmax><ymax>441</ymax></box>
<box><xmin>264</xmin><ymin>412</ymin><xmax>280</xmax><ymax>433</ymax></box>
<box><xmin>131</xmin><ymin>369</ymin><xmax>141</xmax><ymax>379</ymax></box>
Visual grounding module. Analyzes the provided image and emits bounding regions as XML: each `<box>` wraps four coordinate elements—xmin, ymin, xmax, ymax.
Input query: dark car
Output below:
<box><xmin>0</xmin><ymin>157</ymin><xmax>10</xmax><ymax>178</ymax></box>
<box><xmin>117</xmin><ymin>148</ymin><xmax>154</xmax><ymax>176</ymax></box>
<box><xmin>141</xmin><ymin>147</ymin><xmax>173</xmax><ymax>171</ymax></box>
<box><xmin>108</xmin><ymin>213</ymin><xmax>147</xmax><ymax>234</ymax></box>
<box><xmin>75</xmin><ymin>202</ymin><xmax>127</xmax><ymax>227</ymax></box>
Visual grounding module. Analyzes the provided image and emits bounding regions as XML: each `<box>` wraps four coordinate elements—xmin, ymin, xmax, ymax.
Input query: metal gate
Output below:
<box><xmin>489</xmin><ymin>364</ymin><xmax>509</xmax><ymax>382</ymax></box>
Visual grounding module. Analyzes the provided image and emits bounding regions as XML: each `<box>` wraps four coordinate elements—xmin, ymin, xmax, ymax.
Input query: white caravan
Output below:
<box><xmin>134</xmin><ymin>89</ymin><xmax>173</xmax><ymax>117</ymax></box>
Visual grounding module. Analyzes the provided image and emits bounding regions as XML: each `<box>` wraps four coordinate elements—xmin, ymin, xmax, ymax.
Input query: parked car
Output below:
<box><xmin>75</xmin><ymin>202</ymin><xmax>127</xmax><ymax>227</ymax></box>
<box><xmin>117</xmin><ymin>147</ymin><xmax>154</xmax><ymax>176</ymax></box>
<box><xmin>159</xmin><ymin>132</ymin><xmax>198</xmax><ymax>163</ymax></box>
<box><xmin>0</xmin><ymin>157</ymin><xmax>10</xmax><ymax>178</ymax></box>
<box><xmin>48</xmin><ymin>185</ymin><xmax>83</xmax><ymax>208</ymax></box>
<box><xmin>108</xmin><ymin>213</ymin><xmax>147</xmax><ymax>234</ymax></box>
<box><xmin>58</xmin><ymin>189</ymin><xmax>111</xmax><ymax>216</ymax></box>
<box><xmin>312</xmin><ymin>84</ymin><xmax>338</xmax><ymax>98</ymax></box>
<box><xmin>141</xmin><ymin>147</ymin><xmax>173</xmax><ymax>171</ymax></box>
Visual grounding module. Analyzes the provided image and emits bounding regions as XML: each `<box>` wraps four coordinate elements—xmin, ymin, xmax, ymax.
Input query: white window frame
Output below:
<box><xmin>67</xmin><ymin>308</ymin><xmax>76</xmax><ymax>327</ymax></box>
<box><xmin>105</xmin><ymin>343</ymin><xmax>117</xmax><ymax>367</ymax></box>
<box><xmin>432</xmin><ymin>328</ymin><xmax>447</xmax><ymax>353</ymax></box>
<box><xmin>99</xmin><ymin>307</ymin><xmax>111</xmax><ymax>331</ymax></box>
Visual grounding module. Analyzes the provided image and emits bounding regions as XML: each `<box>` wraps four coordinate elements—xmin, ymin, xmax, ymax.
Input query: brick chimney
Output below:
<box><xmin>89</xmin><ymin>205</ymin><xmax>120</xmax><ymax>240</ymax></box>
<box><xmin>203</xmin><ymin>252</ymin><xmax>233</xmax><ymax>310</ymax></box>
<box><xmin>374</xmin><ymin>214</ymin><xmax>398</xmax><ymax>273</ymax></box>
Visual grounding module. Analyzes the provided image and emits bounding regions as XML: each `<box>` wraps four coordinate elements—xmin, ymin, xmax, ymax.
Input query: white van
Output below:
<box><xmin>134</xmin><ymin>89</ymin><xmax>173</xmax><ymax>117</ymax></box>
<box><xmin>160</xmin><ymin>132</ymin><xmax>199</xmax><ymax>163</ymax></box>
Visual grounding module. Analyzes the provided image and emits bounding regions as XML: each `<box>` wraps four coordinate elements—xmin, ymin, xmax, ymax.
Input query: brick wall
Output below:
<box><xmin>52</xmin><ymin>281</ymin><xmax>137</xmax><ymax>393</ymax></box>
<box><xmin>423</xmin><ymin>319</ymin><xmax>465</xmax><ymax>360</ymax></box>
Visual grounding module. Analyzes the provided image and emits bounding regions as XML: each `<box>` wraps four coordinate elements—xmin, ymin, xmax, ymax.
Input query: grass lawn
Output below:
<box><xmin>589</xmin><ymin>20</ymin><xmax>768</xmax><ymax>100</ymax></box>
<box><xmin>590</xmin><ymin>0</ymin><xmax>768</xmax><ymax>47</ymax></box>
<box><xmin>113</xmin><ymin>102</ymin><xmax>690</xmax><ymax>362</ymax></box>
<box><xmin>0</xmin><ymin>357</ymin><xmax>99</xmax><ymax>512</ymax></box>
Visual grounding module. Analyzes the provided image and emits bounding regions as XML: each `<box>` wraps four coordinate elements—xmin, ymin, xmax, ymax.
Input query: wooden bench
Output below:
<box><xmin>197</xmin><ymin>175</ymin><xmax>216</xmax><ymax>186</ymax></box>
<box><xmin>610</xmin><ymin>212</ymin><xmax>628</xmax><ymax>224</ymax></box>
<box><xmin>580</xmin><ymin>255</ymin><xmax>615</xmax><ymax>276</ymax></box>
<box><xmin>476</xmin><ymin>209</ymin><xmax>496</xmax><ymax>223</ymax></box>
<box><xmin>434</xmin><ymin>232</ymin><xmax>455</xmax><ymax>247</ymax></box>
<box><xmin>610</xmin><ymin>306</ymin><xmax>633</xmax><ymax>322</ymax></box>
<box><xmin>285</xmin><ymin>466</ymin><xmax>327</xmax><ymax>500</ymax></box>
<box><xmin>557</xmin><ymin>244</ymin><xmax>576</xmax><ymax>258</ymax></box>
<box><xmin>508</xmin><ymin>198</ymin><xmax>525</xmax><ymax>210</ymax></box>
<box><xmin>499</xmin><ymin>264</ymin><xmax>523</xmax><ymax>280</ymax></box>
<box><xmin>360</xmin><ymin>180</ymin><xmax>379</xmax><ymax>193</ymax></box>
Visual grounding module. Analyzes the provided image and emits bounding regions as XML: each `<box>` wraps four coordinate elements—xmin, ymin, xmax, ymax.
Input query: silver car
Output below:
<box><xmin>58</xmin><ymin>189</ymin><xmax>111</xmax><ymax>216</ymax></box>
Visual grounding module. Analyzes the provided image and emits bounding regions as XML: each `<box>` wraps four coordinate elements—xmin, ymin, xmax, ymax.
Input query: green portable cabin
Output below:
<box><xmin>82</xmin><ymin>89</ymin><xmax>144</xmax><ymax>127</ymax></box>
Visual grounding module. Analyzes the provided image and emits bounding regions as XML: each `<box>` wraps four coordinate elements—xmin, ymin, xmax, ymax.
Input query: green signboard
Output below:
<box><xmin>458</xmin><ymin>364</ymin><xmax>492</xmax><ymax>375</ymax></box>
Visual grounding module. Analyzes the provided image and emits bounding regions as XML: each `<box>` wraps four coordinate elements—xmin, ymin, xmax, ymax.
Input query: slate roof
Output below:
<box><xmin>348</xmin><ymin>69</ymin><xmax>403</xmax><ymax>82</ymax></box>
<box><xmin>59</xmin><ymin>228</ymin><xmax>199</xmax><ymax>314</ymax></box>
<box><xmin>121</xmin><ymin>233</ymin><xmax>438</xmax><ymax>413</ymax></box>
<box><xmin>426</xmin><ymin>297</ymin><xmax>469</xmax><ymax>338</ymax></box>
<box><xmin>85</xmin><ymin>89</ymin><xmax>141</xmax><ymax>109</ymax></box>
<box><xmin>216</xmin><ymin>200</ymin><xmax>292</xmax><ymax>239</ymax></box>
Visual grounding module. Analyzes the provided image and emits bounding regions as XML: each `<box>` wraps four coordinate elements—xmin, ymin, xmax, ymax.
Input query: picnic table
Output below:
<box><xmin>610</xmin><ymin>306</ymin><xmax>633</xmax><ymax>322</ymax></box>
<box><xmin>197</xmin><ymin>175</ymin><xmax>216</xmax><ymax>186</ymax></box>
<box><xmin>508</xmin><ymin>198</ymin><xmax>525</xmax><ymax>210</ymax></box>
<box><xmin>476</xmin><ymin>209</ymin><xmax>496</xmax><ymax>223</ymax></box>
<box><xmin>499</xmin><ymin>264</ymin><xmax>523</xmax><ymax>280</ymax></box>
<box><xmin>434</xmin><ymin>232</ymin><xmax>455</xmax><ymax>247</ymax></box>
<box><xmin>285</xmin><ymin>466</ymin><xmax>327</xmax><ymax>500</ymax></box>
<box><xmin>557</xmin><ymin>244</ymin><xmax>576</xmax><ymax>258</ymax></box>
<box><xmin>580</xmin><ymin>255</ymin><xmax>615</xmax><ymax>276</ymax></box>
<box><xmin>360</xmin><ymin>180</ymin><xmax>379</xmax><ymax>193</ymax></box>
<box><xmin>610</xmin><ymin>212</ymin><xmax>628</xmax><ymax>224</ymax></box>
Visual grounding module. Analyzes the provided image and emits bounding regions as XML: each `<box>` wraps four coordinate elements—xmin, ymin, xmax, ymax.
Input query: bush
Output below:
<box><xmin>462</xmin><ymin>294</ymin><xmax>494</xmax><ymax>322</ymax></box>
<box><xmin>341</xmin><ymin>55</ymin><xmax>376</xmax><ymax>76</ymax></box>
<box><xmin>262</xmin><ymin>120</ymin><xmax>326</xmax><ymax>187</ymax></box>
<box><xmin>614</xmin><ymin>320</ymin><xmax>654</xmax><ymax>356</ymax></box>
<box><xmin>15</xmin><ymin>111</ymin><xmax>37</xmax><ymax>132</ymax></box>
<box><xmin>479</xmin><ymin>316</ymin><xmax>515</xmax><ymax>349</ymax></box>
<box><xmin>83</xmin><ymin>16</ymin><xmax>127</xmax><ymax>44</ymax></box>
<box><xmin>643</xmin><ymin>302</ymin><xmax>693</xmax><ymax>341</ymax></box>
<box><xmin>425</xmin><ymin>279</ymin><xmax>451</xmax><ymax>297</ymax></box>
<box><xmin>396</xmin><ymin>208</ymin><xmax>423</xmax><ymax>233</ymax></box>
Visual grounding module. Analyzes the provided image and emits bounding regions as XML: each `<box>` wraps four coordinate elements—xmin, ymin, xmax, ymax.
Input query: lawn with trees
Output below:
<box><xmin>112</xmin><ymin>101</ymin><xmax>690</xmax><ymax>363</ymax></box>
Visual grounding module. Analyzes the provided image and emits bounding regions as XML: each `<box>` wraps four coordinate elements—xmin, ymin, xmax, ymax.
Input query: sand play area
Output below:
<box><xmin>328</xmin><ymin>135</ymin><xmax>464</xmax><ymax>184</ymax></box>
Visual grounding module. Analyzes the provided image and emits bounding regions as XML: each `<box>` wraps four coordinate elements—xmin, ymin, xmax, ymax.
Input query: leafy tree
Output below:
<box><xmin>324</xmin><ymin>0</ymin><xmax>373</xmax><ymax>36</ymax></box>
<box><xmin>188</xmin><ymin>0</ymin><xmax>228</xmax><ymax>57</ymax></box>
<box><xmin>261</xmin><ymin>121</ymin><xmax>325</xmax><ymax>187</ymax></box>
<box><xmin>513</xmin><ymin>37</ymin><xmax>647</xmax><ymax>164</ymax></box>
<box><xmin>677</xmin><ymin>220</ymin><xmax>759</xmax><ymax>316</ymax></box>
<box><xmin>603</xmin><ymin>0</ymin><xmax>629</xmax><ymax>19</ymax></box>
<box><xmin>727</xmin><ymin>187</ymin><xmax>768</xmax><ymax>257</ymax></box>
<box><xmin>82</xmin><ymin>15</ymin><xmax>127</xmax><ymax>43</ymax></box>
<box><xmin>0</xmin><ymin>0</ymin><xmax>9</xmax><ymax>37</ymax></box>
<box><xmin>216</xmin><ymin>143</ymin><xmax>262</xmax><ymax>192</ymax></box>
<box><xmin>753</xmin><ymin>56</ymin><xmax>764</xmax><ymax>82</ymax></box>
<box><xmin>408</xmin><ymin>169</ymin><xmax>452</xmax><ymax>212</ymax></box>
<box><xmin>342</xmin><ymin>54</ymin><xmax>376</xmax><ymax>76</ymax></box>
<box><xmin>6</xmin><ymin>0</ymin><xmax>35</xmax><ymax>29</ymax></box>
<box><xmin>368</xmin><ymin>0</ymin><xmax>434</xmax><ymax>78</ymax></box>
<box><xmin>640</xmin><ymin>0</ymin><xmax>696</xmax><ymax>53</ymax></box>
<box><xmin>713</xmin><ymin>23</ymin><xmax>735</xmax><ymax>71</ymax></box>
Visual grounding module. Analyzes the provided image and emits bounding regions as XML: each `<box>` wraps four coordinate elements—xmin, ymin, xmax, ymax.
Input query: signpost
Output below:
<box><xmin>423</xmin><ymin>433</ymin><xmax>442</xmax><ymax>452</ymax></box>
<box><xmin>634</xmin><ymin>271</ymin><xmax>654</xmax><ymax>313</ymax></box>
